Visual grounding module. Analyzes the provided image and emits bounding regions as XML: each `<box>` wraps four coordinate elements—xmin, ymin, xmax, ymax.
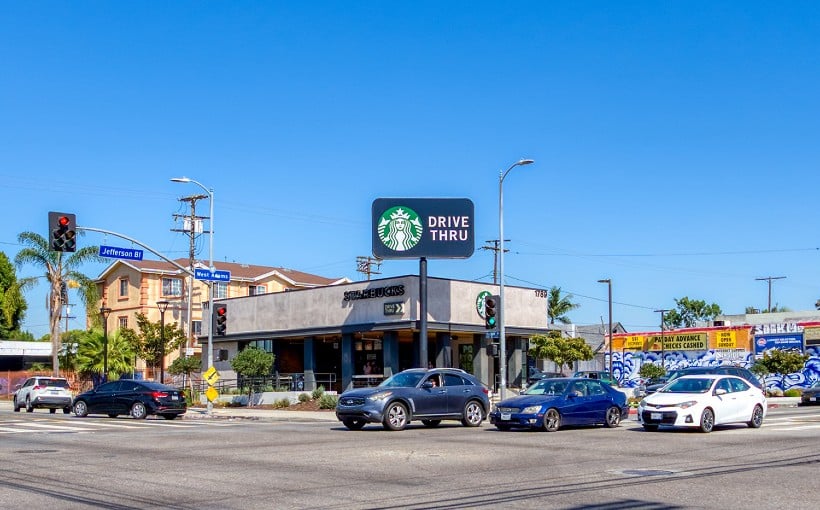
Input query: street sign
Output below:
<box><xmin>203</xmin><ymin>366</ymin><xmax>220</xmax><ymax>386</ymax></box>
<box><xmin>194</xmin><ymin>268</ymin><xmax>231</xmax><ymax>282</ymax></box>
<box><xmin>99</xmin><ymin>245</ymin><xmax>144</xmax><ymax>261</ymax></box>
<box><xmin>383</xmin><ymin>302</ymin><xmax>404</xmax><ymax>315</ymax></box>
<box><xmin>205</xmin><ymin>386</ymin><xmax>219</xmax><ymax>402</ymax></box>
<box><xmin>485</xmin><ymin>331</ymin><xmax>500</xmax><ymax>339</ymax></box>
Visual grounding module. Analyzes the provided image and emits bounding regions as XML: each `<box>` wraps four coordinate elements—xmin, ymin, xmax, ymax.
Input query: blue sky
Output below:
<box><xmin>2</xmin><ymin>2</ymin><xmax>820</xmax><ymax>338</ymax></box>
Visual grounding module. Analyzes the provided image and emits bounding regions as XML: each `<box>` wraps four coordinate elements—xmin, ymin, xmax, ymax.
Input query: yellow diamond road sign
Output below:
<box><xmin>205</xmin><ymin>386</ymin><xmax>219</xmax><ymax>402</ymax></box>
<box><xmin>203</xmin><ymin>366</ymin><xmax>220</xmax><ymax>386</ymax></box>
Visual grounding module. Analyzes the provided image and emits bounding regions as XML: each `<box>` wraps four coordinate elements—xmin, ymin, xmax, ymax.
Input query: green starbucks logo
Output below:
<box><xmin>476</xmin><ymin>290</ymin><xmax>492</xmax><ymax>318</ymax></box>
<box><xmin>377</xmin><ymin>206</ymin><xmax>423</xmax><ymax>252</ymax></box>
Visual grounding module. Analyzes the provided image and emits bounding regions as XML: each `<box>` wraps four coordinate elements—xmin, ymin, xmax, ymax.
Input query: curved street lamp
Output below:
<box><xmin>498</xmin><ymin>158</ymin><xmax>534</xmax><ymax>400</ymax></box>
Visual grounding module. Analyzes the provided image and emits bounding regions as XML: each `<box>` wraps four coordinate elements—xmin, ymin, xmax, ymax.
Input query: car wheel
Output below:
<box><xmin>747</xmin><ymin>404</ymin><xmax>764</xmax><ymax>428</ymax></box>
<box><xmin>699</xmin><ymin>408</ymin><xmax>715</xmax><ymax>433</ymax></box>
<box><xmin>49</xmin><ymin>408</ymin><xmax>57</xmax><ymax>414</ymax></box>
<box><xmin>13</xmin><ymin>396</ymin><xmax>19</xmax><ymax>412</ymax></box>
<box><xmin>604</xmin><ymin>406</ymin><xmax>621</xmax><ymax>428</ymax></box>
<box><xmin>73</xmin><ymin>400</ymin><xmax>89</xmax><ymax>417</ymax></box>
<box><xmin>161</xmin><ymin>414</ymin><xmax>178</xmax><ymax>420</ymax></box>
<box><xmin>130</xmin><ymin>402</ymin><xmax>148</xmax><ymax>420</ymax></box>
<box><xmin>461</xmin><ymin>400</ymin><xmax>484</xmax><ymax>427</ymax></box>
<box><xmin>542</xmin><ymin>408</ymin><xmax>561</xmax><ymax>432</ymax></box>
<box><xmin>421</xmin><ymin>419</ymin><xmax>441</xmax><ymax>427</ymax></box>
<box><xmin>495</xmin><ymin>424</ymin><xmax>511</xmax><ymax>431</ymax></box>
<box><xmin>63</xmin><ymin>407</ymin><xmax>71</xmax><ymax>414</ymax></box>
<box><xmin>382</xmin><ymin>402</ymin><xmax>408</xmax><ymax>431</ymax></box>
<box><xmin>642</xmin><ymin>424</ymin><xmax>659</xmax><ymax>431</ymax></box>
<box><xmin>25</xmin><ymin>396</ymin><xmax>34</xmax><ymax>413</ymax></box>
<box><xmin>108</xmin><ymin>413</ymin><xmax>119</xmax><ymax>418</ymax></box>
<box><xmin>343</xmin><ymin>419</ymin><xmax>367</xmax><ymax>430</ymax></box>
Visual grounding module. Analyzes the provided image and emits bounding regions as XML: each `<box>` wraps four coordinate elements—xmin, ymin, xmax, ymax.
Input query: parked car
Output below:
<box><xmin>335</xmin><ymin>368</ymin><xmax>490</xmax><ymax>431</ymax></box>
<box><xmin>13</xmin><ymin>376</ymin><xmax>73</xmax><ymax>414</ymax></box>
<box><xmin>573</xmin><ymin>370</ymin><xmax>618</xmax><ymax>386</ymax></box>
<box><xmin>637</xmin><ymin>374</ymin><xmax>766</xmax><ymax>433</ymax></box>
<box><xmin>641</xmin><ymin>366</ymin><xmax>763</xmax><ymax>396</ymax></box>
<box><xmin>527</xmin><ymin>367</ymin><xmax>563</xmax><ymax>385</ymax></box>
<box><xmin>489</xmin><ymin>377</ymin><xmax>629</xmax><ymax>432</ymax></box>
<box><xmin>639</xmin><ymin>369</ymin><xmax>686</xmax><ymax>396</ymax></box>
<box><xmin>72</xmin><ymin>379</ymin><xmax>187</xmax><ymax>420</ymax></box>
<box><xmin>800</xmin><ymin>381</ymin><xmax>820</xmax><ymax>406</ymax></box>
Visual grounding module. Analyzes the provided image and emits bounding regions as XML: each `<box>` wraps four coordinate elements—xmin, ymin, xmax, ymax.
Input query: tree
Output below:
<box><xmin>663</xmin><ymin>297</ymin><xmax>721</xmax><ymax>329</ymax></box>
<box><xmin>0</xmin><ymin>251</ymin><xmax>27</xmax><ymax>339</ymax></box>
<box><xmin>129</xmin><ymin>313</ymin><xmax>186</xmax><ymax>378</ymax></box>
<box><xmin>14</xmin><ymin>231</ymin><xmax>102</xmax><ymax>375</ymax></box>
<box><xmin>528</xmin><ymin>330</ymin><xmax>593</xmax><ymax>374</ymax></box>
<box><xmin>230</xmin><ymin>347</ymin><xmax>275</xmax><ymax>404</ymax></box>
<box><xmin>75</xmin><ymin>328</ymin><xmax>136</xmax><ymax>382</ymax></box>
<box><xmin>751</xmin><ymin>349</ymin><xmax>809</xmax><ymax>389</ymax></box>
<box><xmin>547</xmin><ymin>286</ymin><xmax>579</xmax><ymax>325</ymax></box>
<box><xmin>168</xmin><ymin>355</ymin><xmax>201</xmax><ymax>396</ymax></box>
<box><xmin>638</xmin><ymin>363</ymin><xmax>666</xmax><ymax>381</ymax></box>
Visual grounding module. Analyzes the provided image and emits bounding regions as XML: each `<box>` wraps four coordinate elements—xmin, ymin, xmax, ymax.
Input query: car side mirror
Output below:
<box><xmin>14</xmin><ymin>384</ymin><xmax>21</xmax><ymax>390</ymax></box>
<box><xmin>422</xmin><ymin>381</ymin><xmax>433</xmax><ymax>389</ymax></box>
<box><xmin>715</xmin><ymin>388</ymin><xmax>727</xmax><ymax>396</ymax></box>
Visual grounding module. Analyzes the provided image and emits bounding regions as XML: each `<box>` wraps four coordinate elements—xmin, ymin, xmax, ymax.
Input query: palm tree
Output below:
<box><xmin>547</xmin><ymin>286</ymin><xmax>580</xmax><ymax>325</ymax></box>
<box><xmin>75</xmin><ymin>328</ymin><xmax>136</xmax><ymax>382</ymax></box>
<box><xmin>14</xmin><ymin>231</ymin><xmax>102</xmax><ymax>376</ymax></box>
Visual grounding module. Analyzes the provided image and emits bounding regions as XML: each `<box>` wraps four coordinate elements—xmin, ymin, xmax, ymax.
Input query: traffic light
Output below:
<box><xmin>48</xmin><ymin>212</ymin><xmax>76</xmax><ymax>252</ymax></box>
<box><xmin>484</xmin><ymin>294</ymin><xmax>500</xmax><ymax>330</ymax></box>
<box><xmin>214</xmin><ymin>304</ymin><xmax>227</xmax><ymax>336</ymax></box>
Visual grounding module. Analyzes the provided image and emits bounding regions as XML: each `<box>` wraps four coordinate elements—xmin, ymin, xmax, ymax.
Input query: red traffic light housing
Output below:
<box><xmin>484</xmin><ymin>294</ymin><xmax>499</xmax><ymax>330</ymax></box>
<box><xmin>214</xmin><ymin>304</ymin><xmax>228</xmax><ymax>336</ymax></box>
<box><xmin>48</xmin><ymin>211</ymin><xmax>77</xmax><ymax>252</ymax></box>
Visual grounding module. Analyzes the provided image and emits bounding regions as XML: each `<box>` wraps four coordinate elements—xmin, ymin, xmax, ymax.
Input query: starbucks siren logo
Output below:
<box><xmin>377</xmin><ymin>206</ymin><xmax>423</xmax><ymax>252</ymax></box>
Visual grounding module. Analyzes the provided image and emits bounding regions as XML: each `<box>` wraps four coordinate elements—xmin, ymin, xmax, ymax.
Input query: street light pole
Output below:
<box><xmin>172</xmin><ymin>176</ymin><xmax>215</xmax><ymax>413</ymax></box>
<box><xmin>157</xmin><ymin>300</ymin><xmax>170</xmax><ymax>384</ymax></box>
<box><xmin>598</xmin><ymin>279</ymin><xmax>612</xmax><ymax>377</ymax></box>
<box><xmin>498</xmin><ymin>158</ymin><xmax>534</xmax><ymax>400</ymax></box>
<box><xmin>654</xmin><ymin>309</ymin><xmax>670</xmax><ymax>369</ymax></box>
<box><xmin>100</xmin><ymin>307</ymin><xmax>112</xmax><ymax>383</ymax></box>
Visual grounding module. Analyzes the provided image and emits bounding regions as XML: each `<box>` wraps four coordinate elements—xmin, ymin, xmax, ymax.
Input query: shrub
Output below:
<box><xmin>318</xmin><ymin>393</ymin><xmax>337</xmax><ymax>409</ymax></box>
<box><xmin>312</xmin><ymin>385</ymin><xmax>325</xmax><ymax>400</ymax></box>
<box><xmin>784</xmin><ymin>388</ymin><xmax>802</xmax><ymax>398</ymax></box>
<box><xmin>768</xmin><ymin>388</ymin><xmax>784</xmax><ymax>398</ymax></box>
<box><xmin>274</xmin><ymin>398</ymin><xmax>291</xmax><ymax>408</ymax></box>
<box><xmin>298</xmin><ymin>393</ymin><xmax>311</xmax><ymax>403</ymax></box>
<box><xmin>627</xmin><ymin>397</ymin><xmax>641</xmax><ymax>408</ymax></box>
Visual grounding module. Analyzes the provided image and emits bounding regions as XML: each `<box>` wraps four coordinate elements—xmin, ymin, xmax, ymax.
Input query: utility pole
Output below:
<box><xmin>356</xmin><ymin>256</ymin><xmax>382</xmax><ymax>281</ymax></box>
<box><xmin>172</xmin><ymin>194</ymin><xmax>209</xmax><ymax>350</ymax></box>
<box><xmin>755</xmin><ymin>276</ymin><xmax>786</xmax><ymax>313</ymax></box>
<box><xmin>480</xmin><ymin>239</ymin><xmax>509</xmax><ymax>285</ymax></box>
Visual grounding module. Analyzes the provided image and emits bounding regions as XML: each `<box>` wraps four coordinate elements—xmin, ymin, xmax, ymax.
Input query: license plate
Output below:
<box><xmin>650</xmin><ymin>412</ymin><xmax>662</xmax><ymax>420</ymax></box>
<box><xmin>171</xmin><ymin>395</ymin><xmax>179</xmax><ymax>401</ymax></box>
<box><xmin>811</xmin><ymin>396</ymin><xmax>817</xmax><ymax>402</ymax></box>
<box><xmin>500</xmin><ymin>413</ymin><xmax>511</xmax><ymax>420</ymax></box>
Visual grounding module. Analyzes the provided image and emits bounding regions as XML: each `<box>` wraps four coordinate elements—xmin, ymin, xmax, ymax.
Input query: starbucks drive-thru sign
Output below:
<box><xmin>372</xmin><ymin>198</ymin><xmax>474</xmax><ymax>259</ymax></box>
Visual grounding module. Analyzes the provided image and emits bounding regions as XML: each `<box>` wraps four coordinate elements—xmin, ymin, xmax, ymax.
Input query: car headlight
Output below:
<box><xmin>638</xmin><ymin>399</ymin><xmax>647</xmax><ymax>408</ymax></box>
<box><xmin>674</xmin><ymin>400</ymin><xmax>699</xmax><ymax>409</ymax></box>
<box><xmin>368</xmin><ymin>391</ymin><xmax>393</xmax><ymax>402</ymax></box>
<box><xmin>522</xmin><ymin>405</ymin><xmax>543</xmax><ymax>414</ymax></box>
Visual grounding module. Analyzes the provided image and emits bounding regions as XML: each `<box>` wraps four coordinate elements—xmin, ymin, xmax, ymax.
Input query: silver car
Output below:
<box><xmin>13</xmin><ymin>376</ymin><xmax>73</xmax><ymax>414</ymax></box>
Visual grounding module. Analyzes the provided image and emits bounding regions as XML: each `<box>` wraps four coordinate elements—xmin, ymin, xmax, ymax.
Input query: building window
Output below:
<box><xmin>249</xmin><ymin>285</ymin><xmax>266</xmax><ymax>296</ymax></box>
<box><xmin>213</xmin><ymin>282</ymin><xmax>228</xmax><ymax>299</ymax></box>
<box><xmin>242</xmin><ymin>339</ymin><xmax>273</xmax><ymax>353</ymax></box>
<box><xmin>118</xmin><ymin>278</ymin><xmax>129</xmax><ymax>298</ymax></box>
<box><xmin>162</xmin><ymin>277</ymin><xmax>182</xmax><ymax>297</ymax></box>
<box><xmin>118</xmin><ymin>317</ymin><xmax>128</xmax><ymax>329</ymax></box>
<box><xmin>192</xmin><ymin>320</ymin><xmax>202</xmax><ymax>336</ymax></box>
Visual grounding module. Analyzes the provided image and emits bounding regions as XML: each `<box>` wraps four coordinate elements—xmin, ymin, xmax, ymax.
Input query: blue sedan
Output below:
<box><xmin>489</xmin><ymin>378</ymin><xmax>629</xmax><ymax>432</ymax></box>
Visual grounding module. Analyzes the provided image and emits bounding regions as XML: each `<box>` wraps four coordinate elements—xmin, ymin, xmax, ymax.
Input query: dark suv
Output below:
<box><xmin>335</xmin><ymin>368</ymin><xmax>491</xmax><ymax>431</ymax></box>
<box><xmin>641</xmin><ymin>365</ymin><xmax>763</xmax><ymax>395</ymax></box>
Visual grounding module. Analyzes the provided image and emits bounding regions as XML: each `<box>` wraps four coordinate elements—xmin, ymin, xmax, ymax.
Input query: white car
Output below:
<box><xmin>13</xmin><ymin>376</ymin><xmax>73</xmax><ymax>414</ymax></box>
<box><xmin>637</xmin><ymin>375</ymin><xmax>766</xmax><ymax>433</ymax></box>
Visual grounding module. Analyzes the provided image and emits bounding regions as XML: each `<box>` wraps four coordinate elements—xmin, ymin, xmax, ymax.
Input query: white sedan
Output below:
<box><xmin>637</xmin><ymin>375</ymin><xmax>766</xmax><ymax>433</ymax></box>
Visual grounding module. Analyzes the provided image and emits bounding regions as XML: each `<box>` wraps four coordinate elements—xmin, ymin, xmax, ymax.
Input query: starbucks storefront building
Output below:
<box><xmin>202</xmin><ymin>275</ymin><xmax>550</xmax><ymax>393</ymax></box>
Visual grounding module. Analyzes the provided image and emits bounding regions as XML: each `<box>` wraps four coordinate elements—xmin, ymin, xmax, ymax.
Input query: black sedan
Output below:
<box><xmin>72</xmin><ymin>379</ymin><xmax>186</xmax><ymax>419</ymax></box>
<box><xmin>800</xmin><ymin>381</ymin><xmax>820</xmax><ymax>406</ymax></box>
<box><xmin>489</xmin><ymin>377</ymin><xmax>629</xmax><ymax>432</ymax></box>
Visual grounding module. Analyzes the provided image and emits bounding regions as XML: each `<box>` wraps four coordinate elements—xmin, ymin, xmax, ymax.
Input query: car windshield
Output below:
<box><xmin>42</xmin><ymin>379</ymin><xmax>69</xmax><ymax>388</ymax></box>
<box><xmin>379</xmin><ymin>372</ymin><xmax>425</xmax><ymax>388</ymax></box>
<box><xmin>523</xmin><ymin>379</ymin><xmax>568</xmax><ymax>395</ymax></box>
<box><xmin>664</xmin><ymin>370</ymin><xmax>687</xmax><ymax>383</ymax></box>
<box><xmin>660</xmin><ymin>377</ymin><xmax>715</xmax><ymax>393</ymax></box>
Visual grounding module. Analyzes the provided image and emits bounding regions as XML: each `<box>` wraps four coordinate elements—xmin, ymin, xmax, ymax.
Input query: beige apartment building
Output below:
<box><xmin>94</xmin><ymin>259</ymin><xmax>350</xmax><ymax>378</ymax></box>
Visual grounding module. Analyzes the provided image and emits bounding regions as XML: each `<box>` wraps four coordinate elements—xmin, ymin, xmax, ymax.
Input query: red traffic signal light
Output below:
<box><xmin>48</xmin><ymin>212</ymin><xmax>77</xmax><ymax>252</ymax></box>
<box><xmin>214</xmin><ymin>304</ymin><xmax>228</xmax><ymax>336</ymax></box>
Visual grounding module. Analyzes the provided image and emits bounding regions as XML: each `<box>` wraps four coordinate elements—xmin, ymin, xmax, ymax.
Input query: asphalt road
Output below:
<box><xmin>1</xmin><ymin>406</ymin><xmax>818</xmax><ymax>509</ymax></box>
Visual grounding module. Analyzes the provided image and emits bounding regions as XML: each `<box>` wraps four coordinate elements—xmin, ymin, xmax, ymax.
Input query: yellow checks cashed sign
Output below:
<box><xmin>646</xmin><ymin>332</ymin><xmax>707</xmax><ymax>351</ymax></box>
